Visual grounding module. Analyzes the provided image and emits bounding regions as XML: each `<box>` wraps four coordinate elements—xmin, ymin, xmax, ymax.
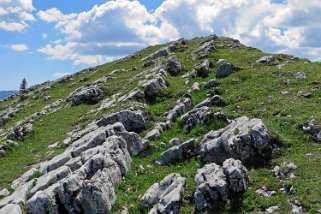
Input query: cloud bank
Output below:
<box><xmin>36</xmin><ymin>0</ymin><xmax>321</xmax><ymax>65</ymax></box>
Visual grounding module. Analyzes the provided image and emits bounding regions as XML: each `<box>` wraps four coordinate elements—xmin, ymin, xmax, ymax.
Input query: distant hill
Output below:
<box><xmin>0</xmin><ymin>90</ymin><xmax>17</xmax><ymax>100</ymax></box>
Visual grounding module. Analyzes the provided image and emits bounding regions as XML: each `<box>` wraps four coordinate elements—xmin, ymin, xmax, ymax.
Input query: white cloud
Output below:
<box><xmin>53</xmin><ymin>72</ymin><xmax>71</xmax><ymax>78</ymax></box>
<box><xmin>10</xmin><ymin>43</ymin><xmax>28</xmax><ymax>52</ymax></box>
<box><xmin>0</xmin><ymin>0</ymin><xmax>35</xmax><ymax>32</ymax></box>
<box><xmin>38</xmin><ymin>0</ymin><xmax>321</xmax><ymax>65</ymax></box>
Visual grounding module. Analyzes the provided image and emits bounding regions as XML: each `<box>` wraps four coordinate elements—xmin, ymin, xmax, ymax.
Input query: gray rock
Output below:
<box><xmin>168</xmin><ymin>138</ymin><xmax>183</xmax><ymax>148</ymax></box>
<box><xmin>67</xmin><ymin>85</ymin><xmax>103</xmax><ymax>106</ymax></box>
<box><xmin>11</xmin><ymin>167</ymin><xmax>39</xmax><ymax>189</ymax></box>
<box><xmin>294</xmin><ymin>72</ymin><xmax>306</xmax><ymax>79</ymax></box>
<box><xmin>256</xmin><ymin>56</ymin><xmax>274</xmax><ymax>64</ymax></box>
<box><xmin>302</xmin><ymin>118</ymin><xmax>321</xmax><ymax>141</ymax></box>
<box><xmin>194</xmin><ymin>40</ymin><xmax>216</xmax><ymax>53</ymax></box>
<box><xmin>272</xmin><ymin>162</ymin><xmax>297</xmax><ymax>179</ymax></box>
<box><xmin>205</xmin><ymin>79</ymin><xmax>219</xmax><ymax>88</ymax></box>
<box><xmin>165</xmin><ymin>98</ymin><xmax>192</xmax><ymax>122</ymax></box>
<box><xmin>141</xmin><ymin>76</ymin><xmax>168</xmax><ymax>98</ymax></box>
<box><xmin>194</xmin><ymin>163</ymin><xmax>228</xmax><ymax>212</ymax></box>
<box><xmin>222</xmin><ymin>158</ymin><xmax>249</xmax><ymax>193</ymax></box>
<box><xmin>194</xmin><ymin>95</ymin><xmax>226</xmax><ymax>108</ymax></box>
<box><xmin>91</xmin><ymin>75</ymin><xmax>112</xmax><ymax>86</ymax></box>
<box><xmin>266</xmin><ymin>205</ymin><xmax>279</xmax><ymax>213</ymax></box>
<box><xmin>216</xmin><ymin>59</ymin><xmax>234</xmax><ymax>78</ymax></box>
<box><xmin>193</xmin><ymin>53</ymin><xmax>209</xmax><ymax>60</ymax></box>
<box><xmin>141</xmin><ymin>173</ymin><xmax>186</xmax><ymax>214</ymax></box>
<box><xmin>181</xmin><ymin>106</ymin><xmax>226</xmax><ymax>131</ymax></box>
<box><xmin>8</xmin><ymin>123</ymin><xmax>33</xmax><ymax>140</ymax></box>
<box><xmin>188</xmin><ymin>82</ymin><xmax>200</xmax><ymax>93</ymax></box>
<box><xmin>0</xmin><ymin>204</ymin><xmax>22</xmax><ymax>214</ymax></box>
<box><xmin>0</xmin><ymin>189</ymin><xmax>9</xmax><ymax>197</ymax></box>
<box><xmin>297</xmin><ymin>91</ymin><xmax>312</xmax><ymax>98</ymax></box>
<box><xmin>191</xmin><ymin>60</ymin><xmax>210</xmax><ymax>78</ymax></box>
<box><xmin>57</xmin><ymin>74</ymin><xmax>73</xmax><ymax>83</ymax></box>
<box><xmin>255</xmin><ymin>186</ymin><xmax>276</xmax><ymax>197</ymax></box>
<box><xmin>155</xmin><ymin>139</ymin><xmax>195</xmax><ymax>165</ymax></box>
<box><xmin>162</xmin><ymin>55</ymin><xmax>183</xmax><ymax>76</ymax></box>
<box><xmin>197</xmin><ymin>116</ymin><xmax>272</xmax><ymax>165</ymax></box>
<box><xmin>290</xmin><ymin>201</ymin><xmax>303</xmax><ymax>213</ymax></box>
<box><xmin>143</xmin><ymin>42</ymin><xmax>179</xmax><ymax>61</ymax></box>
<box><xmin>145</xmin><ymin>128</ymin><xmax>162</xmax><ymax>141</ymax></box>
<box><xmin>96</xmin><ymin>110</ymin><xmax>146</xmax><ymax>132</ymax></box>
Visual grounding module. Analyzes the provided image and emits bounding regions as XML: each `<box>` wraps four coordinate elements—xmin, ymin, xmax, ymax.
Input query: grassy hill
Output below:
<box><xmin>0</xmin><ymin>35</ymin><xmax>320</xmax><ymax>213</ymax></box>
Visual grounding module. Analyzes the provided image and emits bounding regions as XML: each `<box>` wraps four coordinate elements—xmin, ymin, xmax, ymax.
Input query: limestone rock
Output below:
<box><xmin>165</xmin><ymin>98</ymin><xmax>192</xmax><ymax>122</ymax></box>
<box><xmin>194</xmin><ymin>40</ymin><xmax>216</xmax><ymax>53</ymax></box>
<box><xmin>197</xmin><ymin>116</ymin><xmax>272</xmax><ymax>165</ymax></box>
<box><xmin>8</xmin><ymin>123</ymin><xmax>33</xmax><ymax>140</ymax></box>
<box><xmin>194</xmin><ymin>163</ymin><xmax>228</xmax><ymax>212</ymax></box>
<box><xmin>141</xmin><ymin>173</ymin><xmax>186</xmax><ymax>214</ymax></box>
<box><xmin>155</xmin><ymin>139</ymin><xmax>195</xmax><ymax>165</ymax></box>
<box><xmin>255</xmin><ymin>186</ymin><xmax>276</xmax><ymax>197</ymax></box>
<box><xmin>141</xmin><ymin>76</ymin><xmax>168</xmax><ymax>98</ymax></box>
<box><xmin>0</xmin><ymin>204</ymin><xmax>22</xmax><ymax>214</ymax></box>
<box><xmin>216</xmin><ymin>59</ymin><xmax>234</xmax><ymax>78</ymax></box>
<box><xmin>67</xmin><ymin>85</ymin><xmax>103</xmax><ymax>106</ymax></box>
<box><xmin>168</xmin><ymin>138</ymin><xmax>183</xmax><ymax>148</ymax></box>
<box><xmin>191</xmin><ymin>60</ymin><xmax>210</xmax><ymax>78</ymax></box>
<box><xmin>256</xmin><ymin>56</ymin><xmax>274</xmax><ymax>64</ymax></box>
<box><xmin>162</xmin><ymin>55</ymin><xmax>183</xmax><ymax>76</ymax></box>
<box><xmin>194</xmin><ymin>95</ymin><xmax>226</xmax><ymax>108</ymax></box>
<box><xmin>222</xmin><ymin>158</ymin><xmax>249</xmax><ymax>193</ymax></box>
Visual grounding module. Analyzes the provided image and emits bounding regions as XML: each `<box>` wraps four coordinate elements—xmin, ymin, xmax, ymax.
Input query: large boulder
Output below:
<box><xmin>197</xmin><ymin>116</ymin><xmax>273</xmax><ymax>165</ymax></box>
<box><xmin>216</xmin><ymin>59</ymin><xmax>234</xmax><ymax>78</ymax></box>
<box><xmin>155</xmin><ymin>139</ymin><xmax>195</xmax><ymax>165</ymax></box>
<box><xmin>194</xmin><ymin>163</ymin><xmax>228</xmax><ymax>212</ymax></box>
<box><xmin>96</xmin><ymin>110</ymin><xmax>146</xmax><ymax>132</ymax></box>
<box><xmin>191</xmin><ymin>60</ymin><xmax>210</xmax><ymax>78</ymax></box>
<box><xmin>194</xmin><ymin>159</ymin><xmax>249</xmax><ymax>212</ymax></box>
<box><xmin>162</xmin><ymin>55</ymin><xmax>183</xmax><ymax>76</ymax></box>
<box><xmin>141</xmin><ymin>173</ymin><xmax>186</xmax><ymax>214</ymax></box>
<box><xmin>141</xmin><ymin>76</ymin><xmax>168</xmax><ymax>98</ymax></box>
<box><xmin>67</xmin><ymin>85</ymin><xmax>103</xmax><ymax>106</ymax></box>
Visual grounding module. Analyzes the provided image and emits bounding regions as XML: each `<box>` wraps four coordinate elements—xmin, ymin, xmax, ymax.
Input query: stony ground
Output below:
<box><xmin>0</xmin><ymin>35</ymin><xmax>320</xmax><ymax>214</ymax></box>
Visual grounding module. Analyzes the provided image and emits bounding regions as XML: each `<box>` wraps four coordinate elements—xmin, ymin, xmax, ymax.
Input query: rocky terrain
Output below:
<box><xmin>0</xmin><ymin>35</ymin><xmax>320</xmax><ymax>213</ymax></box>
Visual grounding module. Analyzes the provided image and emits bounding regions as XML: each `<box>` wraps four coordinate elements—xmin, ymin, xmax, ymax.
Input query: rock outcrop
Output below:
<box><xmin>162</xmin><ymin>55</ymin><xmax>183</xmax><ymax>76</ymax></box>
<box><xmin>141</xmin><ymin>173</ymin><xmax>186</xmax><ymax>214</ymax></box>
<box><xmin>194</xmin><ymin>159</ymin><xmax>248</xmax><ymax>212</ymax></box>
<box><xmin>67</xmin><ymin>85</ymin><xmax>103</xmax><ymax>106</ymax></box>
<box><xmin>194</xmin><ymin>40</ymin><xmax>216</xmax><ymax>53</ymax></box>
<box><xmin>191</xmin><ymin>60</ymin><xmax>210</xmax><ymax>78</ymax></box>
<box><xmin>256</xmin><ymin>56</ymin><xmax>274</xmax><ymax>64</ymax></box>
<box><xmin>197</xmin><ymin>116</ymin><xmax>273</xmax><ymax>165</ymax></box>
<box><xmin>155</xmin><ymin>139</ymin><xmax>195</xmax><ymax>165</ymax></box>
<box><xmin>8</xmin><ymin>123</ymin><xmax>33</xmax><ymax>140</ymax></box>
<box><xmin>216</xmin><ymin>59</ymin><xmax>235</xmax><ymax>78</ymax></box>
<box><xmin>141</xmin><ymin>76</ymin><xmax>168</xmax><ymax>98</ymax></box>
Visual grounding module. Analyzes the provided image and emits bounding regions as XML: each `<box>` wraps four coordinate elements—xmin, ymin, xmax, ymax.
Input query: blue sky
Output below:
<box><xmin>0</xmin><ymin>0</ymin><xmax>320</xmax><ymax>90</ymax></box>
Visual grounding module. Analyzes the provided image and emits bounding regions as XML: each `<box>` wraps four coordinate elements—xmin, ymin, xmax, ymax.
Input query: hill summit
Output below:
<box><xmin>0</xmin><ymin>35</ymin><xmax>320</xmax><ymax>213</ymax></box>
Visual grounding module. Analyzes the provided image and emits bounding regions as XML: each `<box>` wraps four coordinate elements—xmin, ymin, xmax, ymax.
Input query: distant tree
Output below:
<box><xmin>20</xmin><ymin>78</ymin><xmax>28</xmax><ymax>92</ymax></box>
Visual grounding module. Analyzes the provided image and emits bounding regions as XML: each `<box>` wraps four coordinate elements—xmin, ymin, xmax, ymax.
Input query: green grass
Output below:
<box><xmin>0</xmin><ymin>36</ymin><xmax>320</xmax><ymax>213</ymax></box>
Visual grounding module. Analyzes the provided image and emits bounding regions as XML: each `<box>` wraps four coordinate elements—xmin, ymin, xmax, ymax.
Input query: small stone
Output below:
<box><xmin>266</xmin><ymin>205</ymin><xmax>279</xmax><ymax>213</ymax></box>
<box><xmin>255</xmin><ymin>186</ymin><xmax>276</xmax><ymax>197</ymax></box>
<box><xmin>294</xmin><ymin>72</ymin><xmax>306</xmax><ymax>79</ymax></box>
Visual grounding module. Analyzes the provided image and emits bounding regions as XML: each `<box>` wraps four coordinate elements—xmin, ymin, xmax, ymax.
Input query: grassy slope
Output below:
<box><xmin>0</xmin><ymin>37</ymin><xmax>320</xmax><ymax>213</ymax></box>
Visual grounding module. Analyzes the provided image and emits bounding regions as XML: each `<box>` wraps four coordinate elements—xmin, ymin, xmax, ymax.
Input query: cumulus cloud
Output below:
<box><xmin>11</xmin><ymin>43</ymin><xmax>28</xmax><ymax>52</ymax></box>
<box><xmin>38</xmin><ymin>0</ymin><xmax>321</xmax><ymax>65</ymax></box>
<box><xmin>0</xmin><ymin>0</ymin><xmax>35</xmax><ymax>32</ymax></box>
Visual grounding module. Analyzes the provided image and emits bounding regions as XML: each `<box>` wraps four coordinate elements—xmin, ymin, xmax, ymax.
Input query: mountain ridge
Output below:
<box><xmin>0</xmin><ymin>35</ymin><xmax>320</xmax><ymax>213</ymax></box>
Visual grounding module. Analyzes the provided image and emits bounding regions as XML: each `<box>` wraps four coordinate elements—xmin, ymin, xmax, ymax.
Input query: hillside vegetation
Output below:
<box><xmin>0</xmin><ymin>35</ymin><xmax>320</xmax><ymax>214</ymax></box>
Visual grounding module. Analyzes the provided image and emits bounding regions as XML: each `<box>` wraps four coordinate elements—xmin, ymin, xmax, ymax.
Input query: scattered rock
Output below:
<box><xmin>194</xmin><ymin>95</ymin><xmax>226</xmax><ymax>108</ymax></box>
<box><xmin>165</xmin><ymin>98</ymin><xmax>192</xmax><ymax>122</ymax></box>
<box><xmin>193</xmin><ymin>53</ymin><xmax>208</xmax><ymax>60</ymax></box>
<box><xmin>255</xmin><ymin>186</ymin><xmax>276</xmax><ymax>197</ymax></box>
<box><xmin>141</xmin><ymin>173</ymin><xmax>186</xmax><ymax>214</ymax></box>
<box><xmin>47</xmin><ymin>142</ymin><xmax>60</xmax><ymax>149</ymax></box>
<box><xmin>297</xmin><ymin>91</ymin><xmax>312</xmax><ymax>98</ymax></box>
<box><xmin>188</xmin><ymin>82</ymin><xmax>200</xmax><ymax>93</ymax></box>
<box><xmin>216</xmin><ymin>59</ymin><xmax>235</xmax><ymax>78</ymax></box>
<box><xmin>155</xmin><ymin>139</ymin><xmax>195</xmax><ymax>165</ymax></box>
<box><xmin>162</xmin><ymin>55</ymin><xmax>183</xmax><ymax>76</ymax></box>
<box><xmin>222</xmin><ymin>158</ymin><xmax>249</xmax><ymax>193</ymax></box>
<box><xmin>197</xmin><ymin>116</ymin><xmax>273</xmax><ymax>165</ymax></box>
<box><xmin>181</xmin><ymin>106</ymin><xmax>226</xmax><ymax>131</ymax></box>
<box><xmin>194</xmin><ymin>163</ymin><xmax>228</xmax><ymax>212</ymax></box>
<box><xmin>294</xmin><ymin>72</ymin><xmax>307</xmax><ymax>79</ymax></box>
<box><xmin>290</xmin><ymin>201</ymin><xmax>303</xmax><ymax>213</ymax></box>
<box><xmin>8</xmin><ymin>123</ymin><xmax>33</xmax><ymax>140</ymax></box>
<box><xmin>256</xmin><ymin>56</ymin><xmax>274</xmax><ymax>64</ymax></box>
<box><xmin>168</xmin><ymin>138</ymin><xmax>183</xmax><ymax>148</ymax></box>
<box><xmin>141</xmin><ymin>76</ymin><xmax>168</xmax><ymax>98</ymax></box>
<box><xmin>145</xmin><ymin>128</ymin><xmax>162</xmax><ymax>141</ymax></box>
<box><xmin>96</xmin><ymin>110</ymin><xmax>146</xmax><ymax>132</ymax></box>
<box><xmin>272</xmin><ymin>162</ymin><xmax>297</xmax><ymax>179</ymax></box>
<box><xmin>67</xmin><ymin>85</ymin><xmax>103</xmax><ymax>106</ymax></box>
<box><xmin>302</xmin><ymin>118</ymin><xmax>321</xmax><ymax>141</ymax></box>
<box><xmin>0</xmin><ymin>189</ymin><xmax>9</xmax><ymax>197</ymax></box>
<box><xmin>91</xmin><ymin>75</ymin><xmax>112</xmax><ymax>86</ymax></box>
<box><xmin>143</xmin><ymin>42</ymin><xmax>178</xmax><ymax>61</ymax></box>
<box><xmin>191</xmin><ymin>60</ymin><xmax>210</xmax><ymax>78</ymax></box>
<box><xmin>193</xmin><ymin>40</ymin><xmax>216</xmax><ymax>53</ymax></box>
<box><xmin>266</xmin><ymin>205</ymin><xmax>279</xmax><ymax>213</ymax></box>
<box><xmin>205</xmin><ymin>79</ymin><xmax>220</xmax><ymax>88</ymax></box>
